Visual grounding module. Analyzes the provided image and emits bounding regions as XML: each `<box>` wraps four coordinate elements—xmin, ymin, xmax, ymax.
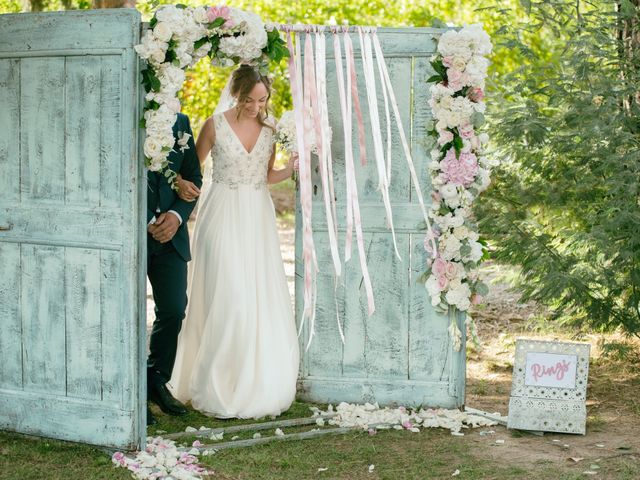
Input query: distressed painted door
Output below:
<box><xmin>0</xmin><ymin>10</ymin><xmax>146</xmax><ymax>448</ymax></box>
<box><xmin>296</xmin><ymin>28</ymin><xmax>466</xmax><ymax>408</ymax></box>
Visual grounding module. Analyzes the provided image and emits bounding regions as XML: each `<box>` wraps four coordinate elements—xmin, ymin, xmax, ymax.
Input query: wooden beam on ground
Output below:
<box><xmin>189</xmin><ymin>426</ymin><xmax>355</xmax><ymax>451</ymax></box>
<box><xmin>164</xmin><ymin>414</ymin><xmax>337</xmax><ymax>440</ymax></box>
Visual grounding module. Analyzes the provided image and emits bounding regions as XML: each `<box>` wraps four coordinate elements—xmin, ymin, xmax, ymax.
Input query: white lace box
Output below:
<box><xmin>507</xmin><ymin>338</ymin><xmax>590</xmax><ymax>435</ymax></box>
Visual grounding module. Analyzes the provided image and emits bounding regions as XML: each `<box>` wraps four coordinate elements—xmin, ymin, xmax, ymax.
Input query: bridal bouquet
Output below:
<box><xmin>421</xmin><ymin>24</ymin><xmax>494</xmax><ymax>349</ymax></box>
<box><xmin>275</xmin><ymin>110</ymin><xmax>298</xmax><ymax>154</ymax></box>
<box><xmin>135</xmin><ymin>5</ymin><xmax>289</xmax><ymax>182</ymax></box>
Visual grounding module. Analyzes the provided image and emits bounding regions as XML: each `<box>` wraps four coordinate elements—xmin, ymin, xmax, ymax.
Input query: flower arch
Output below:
<box><xmin>135</xmin><ymin>9</ymin><xmax>494</xmax><ymax>346</ymax></box>
<box><xmin>134</xmin><ymin>4</ymin><xmax>288</xmax><ymax>183</ymax></box>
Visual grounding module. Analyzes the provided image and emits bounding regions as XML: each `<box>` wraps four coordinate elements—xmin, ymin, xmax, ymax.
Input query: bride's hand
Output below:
<box><xmin>289</xmin><ymin>152</ymin><xmax>299</xmax><ymax>172</ymax></box>
<box><xmin>175</xmin><ymin>174</ymin><xmax>201</xmax><ymax>202</ymax></box>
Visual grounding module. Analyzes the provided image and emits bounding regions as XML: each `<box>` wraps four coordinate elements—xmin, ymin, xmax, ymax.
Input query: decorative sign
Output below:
<box><xmin>507</xmin><ymin>339</ymin><xmax>590</xmax><ymax>435</ymax></box>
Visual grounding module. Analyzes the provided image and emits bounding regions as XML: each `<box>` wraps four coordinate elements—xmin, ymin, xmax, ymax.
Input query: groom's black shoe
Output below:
<box><xmin>148</xmin><ymin>383</ymin><xmax>188</xmax><ymax>416</ymax></box>
<box><xmin>146</xmin><ymin>406</ymin><xmax>158</xmax><ymax>426</ymax></box>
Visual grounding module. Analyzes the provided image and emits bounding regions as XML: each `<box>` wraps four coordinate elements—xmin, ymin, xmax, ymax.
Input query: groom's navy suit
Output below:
<box><xmin>147</xmin><ymin>113</ymin><xmax>202</xmax><ymax>388</ymax></box>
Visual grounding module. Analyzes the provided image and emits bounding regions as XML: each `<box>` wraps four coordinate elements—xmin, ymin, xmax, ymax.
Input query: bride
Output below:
<box><xmin>168</xmin><ymin>64</ymin><xmax>300</xmax><ymax>419</ymax></box>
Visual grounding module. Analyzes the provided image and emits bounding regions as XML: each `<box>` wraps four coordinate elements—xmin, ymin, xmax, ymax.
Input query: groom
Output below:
<box><xmin>146</xmin><ymin>112</ymin><xmax>202</xmax><ymax>425</ymax></box>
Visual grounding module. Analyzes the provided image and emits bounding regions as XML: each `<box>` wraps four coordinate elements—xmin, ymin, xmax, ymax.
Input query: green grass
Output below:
<box><xmin>3</xmin><ymin>399</ymin><xmax>637</xmax><ymax>480</ymax></box>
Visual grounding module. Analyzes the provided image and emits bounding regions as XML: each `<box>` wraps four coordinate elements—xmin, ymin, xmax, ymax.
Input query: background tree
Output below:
<box><xmin>479</xmin><ymin>0</ymin><xmax>640</xmax><ymax>335</ymax></box>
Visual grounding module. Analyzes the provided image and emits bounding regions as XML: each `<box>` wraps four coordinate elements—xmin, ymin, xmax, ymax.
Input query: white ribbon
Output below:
<box><xmin>372</xmin><ymin>32</ymin><xmax>438</xmax><ymax>255</ymax></box>
<box><xmin>359</xmin><ymin>27</ymin><xmax>401</xmax><ymax>260</ymax></box>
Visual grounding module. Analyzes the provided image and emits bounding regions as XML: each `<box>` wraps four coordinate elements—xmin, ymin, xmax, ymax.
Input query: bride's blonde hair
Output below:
<box><xmin>230</xmin><ymin>64</ymin><xmax>275</xmax><ymax>131</ymax></box>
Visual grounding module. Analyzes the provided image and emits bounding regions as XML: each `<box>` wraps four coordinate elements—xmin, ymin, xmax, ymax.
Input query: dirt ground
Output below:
<box><xmin>463</xmin><ymin>263</ymin><xmax>640</xmax><ymax>478</ymax></box>
<box><xmin>145</xmin><ymin>189</ymin><xmax>639</xmax><ymax>478</ymax></box>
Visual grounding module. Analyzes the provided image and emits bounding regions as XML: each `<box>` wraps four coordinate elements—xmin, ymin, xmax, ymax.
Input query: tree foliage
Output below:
<box><xmin>480</xmin><ymin>0</ymin><xmax>640</xmax><ymax>334</ymax></box>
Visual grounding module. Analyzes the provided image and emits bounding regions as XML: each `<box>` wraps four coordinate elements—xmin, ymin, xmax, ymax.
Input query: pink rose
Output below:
<box><xmin>447</xmin><ymin>68</ymin><xmax>463</xmax><ymax>91</ymax></box>
<box><xmin>438</xmin><ymin>130</ymin><xmax>454</xmax><ymax>145</ymax></box>
<box><xmin>444</xmin><ymin>261</ymin><xmax>458</xmax><ymax>279</ymax></box>
<box><xmin>433</xmin><ymin>258</ymin><xmax>447</xmax><ymax>277</ymax></box>
<box><xmin>468</xmin><ymin>87</ymin><xmax>484</xmax><ymax>102</ymax></box>
<box><xmin>439</xmin><ymin>148</ymin><xmax>478</xmax><ymax>187</ymax></box>
<box><xmin>471</xmin><ymin>294</ymin><xmax>483</xmax><ymax>305</ymax></box>
<box><xmin>458</xmin><ymin>123</ymin><xmax>474</xmax><ymax>139</ymax></box>
<box><xmin>442</xmin><ymin>56</ymin><xmax>454</xmax><ymax>68</ymax></box>
<box><xmin>431</xmin><ymin>191</ymin><xmax>442</xmax><ymax>203</ymax></box>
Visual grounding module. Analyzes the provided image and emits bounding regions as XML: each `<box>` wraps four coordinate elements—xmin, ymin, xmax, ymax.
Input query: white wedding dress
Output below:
<box><xmin>169</xmin><ymin>113</ymin><xmax>300</xmax><ymax>419</ymax></box>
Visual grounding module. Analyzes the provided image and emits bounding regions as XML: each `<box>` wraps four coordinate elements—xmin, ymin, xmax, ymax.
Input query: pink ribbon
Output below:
<box><xmin>334</xmin><ymin>30</ymin><xmax>375</xmax><ymax>316</ymax></box>
<box><xmin>344</xmin><ymin>32</ymin><xmax>368</xmax><ymax>168</ymax></box>
<box><xmin>287</xmin><ymin>31</ymin><xmax>317</xmax><ymax>345</ymax></box>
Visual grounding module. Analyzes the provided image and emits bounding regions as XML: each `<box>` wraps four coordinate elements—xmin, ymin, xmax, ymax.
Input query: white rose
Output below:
<box><xmin>453</xmin><ymin>225</ymin><xmax>471</xmax><ymax>241</ymax></box>
<box><xmin>452</xmin><ymin>56</ymin><xmax>467</xmax><ymax>71</ymax></box>
<box><xmin>153</xmin><ymin>22</ymin><xmax>173</xmax><ymax>42</ymax></box>
<box><xmin>193</xmin><ymin>6</ymin><xmax>209</xmax><ymax>24</ymax></box>
<box><xmin>144</xmin><ymin>136</ymin><xmax>164</xmax><ymax>159</ymax></box>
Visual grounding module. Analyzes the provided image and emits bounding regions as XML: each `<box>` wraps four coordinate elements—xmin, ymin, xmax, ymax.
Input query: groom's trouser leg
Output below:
<box><xmin>147</xmin><ymin>243</ymin><xmax>188</xmax><ymax>386</ymax></box>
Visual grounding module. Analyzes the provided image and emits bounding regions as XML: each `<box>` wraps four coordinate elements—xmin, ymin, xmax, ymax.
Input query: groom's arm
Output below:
<box><xmin>168</xmin><ymin>116</ymin><xmax>203</xmax><ymax>224</ymax></box>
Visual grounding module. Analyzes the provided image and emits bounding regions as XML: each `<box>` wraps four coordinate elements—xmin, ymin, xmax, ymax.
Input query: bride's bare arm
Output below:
<box><xmin>175</xmin><ymin>116</ymin><xmax>215</xmax><ymax>201</ymax></box>
<box><xmin>196</xmin><ymin>116</ymin><xmax>216</xmax><ymax>167</ymax></box>
<box><xmin>267</xmin><ymin>150</ymin><xmax>295</xmax><ymax>184</ymax></box>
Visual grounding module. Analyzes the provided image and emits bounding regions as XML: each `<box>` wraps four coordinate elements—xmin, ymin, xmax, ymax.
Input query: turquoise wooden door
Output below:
<box><xmin>296</xmin><ymin>28</ymin><xmax>466</xmax><ymax>408</ymax></box>
<box><xmin>0</xmin><ymin>10</ymin><xmax>146</xmax><ymax>448</ymax></box>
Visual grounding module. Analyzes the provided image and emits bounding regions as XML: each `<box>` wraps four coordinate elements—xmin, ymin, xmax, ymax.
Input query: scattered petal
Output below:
<box><xmin>590</xmin><ymin>465</ymin><xmax>600</xmax><ymax>470</ymax></box>
<box><xmin>595</xmin><ymin>444</ymin><xmax>605</xmax><ymax>448</ymax></box>
<box><xmin>253</xmin><ymin>433</ymin><xmax>262</xmax><ymax>439</ymax></box>
<box><xmin>368</xmin><ymin>464</ymin><xmax>375</xmax><ymax>473</ymax></box>
<box><xmin>479</xmin><ymin>430</ymin><xmax>495</xmax><ymax>436</ymax></box>
<box><xmin>495</xmin><ymin>439</ymin><xmax>505</xmax><ymax>444</ymax></box>
<box><xmin>192</xmin><ymin>440</ymin><xmax>203</xmax><ymax>448</ymax></box>
<box><xmin>199</xmin><ymin>426</ymin><xmax>208</xmax><ymax>431</ymax></box>
<box><xmin>318</xmin><ymin>467</ymin><xmax>329</xmax><ymax>472</ymax></box>
<box><xmin>451</xmin><ymin>431</ymin><xmax>465</xmax><ymax>437</ymax></box>
<box><xmin>569</xmin><ymin>457</ymin><xmax>585</xmax><ymax>463</ymax></box>
<box><xmin>368</xmin><ymin>428</ymin><xmax>377</xmax><ymax>436</ymax></box>
<box><xmin>185</xmin><ymin>426</ymin><xmax>198</xmax><ymax>433</ymax></box>
<box><xmin>452</xmin><ymin>469</ymin><xmax>460</xmax><ymax>477</ymax></box>
<box><xmin>582</xmin><ymin>471</ymin><xmax>598</xmax><ymax>475</ymax></box>
<box><xmin>232</xmin><ymin>435</ymin><xmax>240</xmax><ymax>440</ymax></box>
<box><xmin>275</xmin><ymin>428</ymin><xmax>285</xmax><ymax>437</ymax></box>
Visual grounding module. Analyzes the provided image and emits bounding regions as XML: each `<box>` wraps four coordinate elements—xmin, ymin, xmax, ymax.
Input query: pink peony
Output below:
<box><xmin>439</xmin><ymin>149</ymin><xmax>478</xmax><ymax>187</ymax></box>
<box><xmin>207</xmin><ymin>5</ymin><xmax>233</xmax><ymax>27</ymax></box>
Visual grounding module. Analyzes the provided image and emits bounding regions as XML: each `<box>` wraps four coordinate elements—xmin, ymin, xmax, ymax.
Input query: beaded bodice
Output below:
<box><xmin>210</xmin><ymin>113</ymin><xmax>274</xmax><ymax>189</ymax></box>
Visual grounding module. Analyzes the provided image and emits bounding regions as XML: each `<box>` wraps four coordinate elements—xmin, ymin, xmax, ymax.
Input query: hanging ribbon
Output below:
<box><xmin>287</xmin><ymin>29</ymin><xmax>318</xmax><ymax>348</ymax></box>
<box><xmin>344</xmin><ymin>32</ymin><xmax>368</xmax><ymax>168</ymax></box>
<box><xmin>372</xmin><ymin>31</ymin><xmax>438</xmax><ymax>255</ymax></box>
<box><xmin>334</xmin><ymin>28</ymin><xmax>376</xmax><ymax>316</ymax></box>
<box><xmin>309</xmin><ymin>28</ymin><xmax>342</xmax><ymax>279</ymax></box>
<box><xmin>359</xmin><ymin>27</ymin><xmax>401</xmax><ymax>260</ymax></box>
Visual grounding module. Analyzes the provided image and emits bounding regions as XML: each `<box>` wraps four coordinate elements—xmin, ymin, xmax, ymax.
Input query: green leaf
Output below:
<box><xmin>149</xmin><ymin>16</ymin><xmax>157</xmax><ymax>29</ymax></box>
<box><xmin>209</xmin><ymin>17</ymin><xmax>226</xmax><ymax>29</ymax></box>
<box><xmin>139</xmin><ymin>117</ymin><xmax>146</xmax><ymax>129</ymax></box>
<box><xmin>427</xmin><ymin>74</ymin><xmax>443</xmax><ymax>84</ymax></box>
<box><xmin>471</xmin><ymin>111</ymin><xmax>485</xmax><ymax>129</ymax></box>
<box><xmin>194</xmin><ymin>37</ymin><xmax>209</xmax><ymax>51</ymax></box>
<box><xmin>475</xmin><ymin>282</ymin><xmax>489</xmax><ymax>297</ymax></box>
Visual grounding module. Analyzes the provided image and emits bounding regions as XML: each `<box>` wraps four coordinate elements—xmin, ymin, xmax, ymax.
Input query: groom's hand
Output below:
<box><xmin>150</xmin><ymin>212</ymin><xmax>181</xmax><ymax>243</ymax></box>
